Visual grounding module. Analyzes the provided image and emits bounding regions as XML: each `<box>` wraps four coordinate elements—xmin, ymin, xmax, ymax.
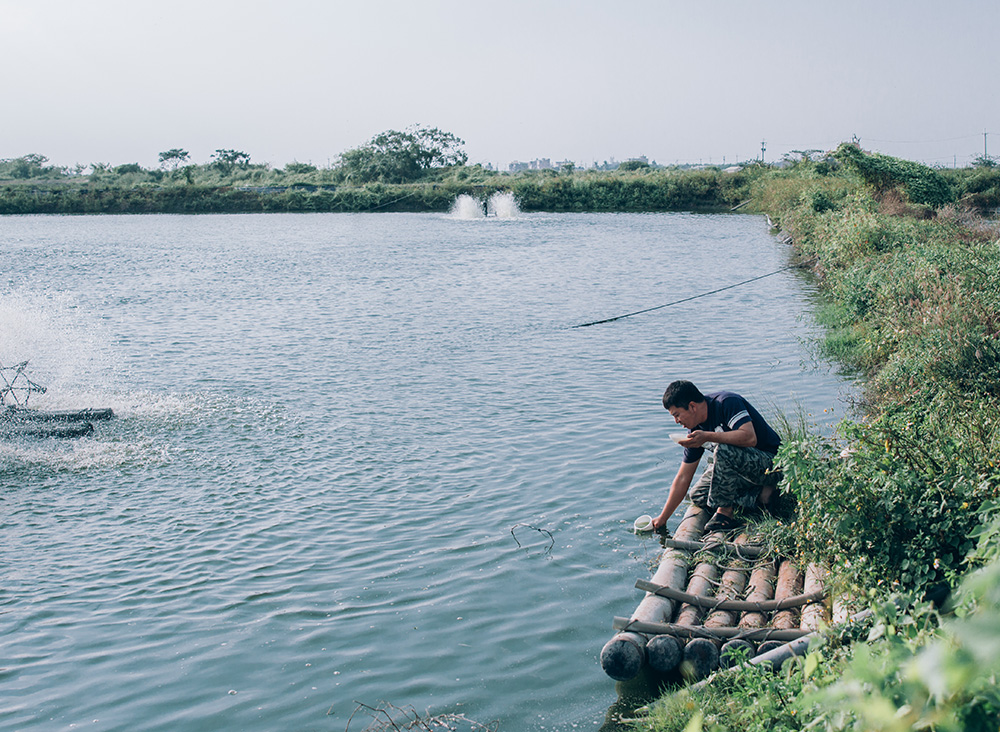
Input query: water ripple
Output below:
<box><xmin>0</xmin><ymin>212</ymin><xmax>849</xmax><ymax>732</ymax></box>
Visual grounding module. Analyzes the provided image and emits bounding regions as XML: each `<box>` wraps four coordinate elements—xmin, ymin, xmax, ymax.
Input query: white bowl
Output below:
<box><xmin>670</xmin><ymin>432</ymin><xmax>687</xmax><ymax>444</ymax></box>
<box><xmin>633</xmin><ymin>514</ymin><xmax>653</xmax><ymax>533</ymax></box>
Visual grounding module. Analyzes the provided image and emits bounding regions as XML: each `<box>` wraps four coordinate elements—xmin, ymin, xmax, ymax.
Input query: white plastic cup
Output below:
<box><xmin>633</xmin><ymin>514</ymin><xmax>653</xmax><ymax>533</ymax></box>
<box><xmin>670</xmin><ymin>433</ymin><xmax>687</xmax><ymax>444</ymax></box>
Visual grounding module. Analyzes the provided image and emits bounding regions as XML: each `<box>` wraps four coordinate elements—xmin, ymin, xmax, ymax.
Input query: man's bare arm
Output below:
<box><xmin>652</xmin><ymin>459</ymin><xmax>700</xmax><ymax>530</ymax></box>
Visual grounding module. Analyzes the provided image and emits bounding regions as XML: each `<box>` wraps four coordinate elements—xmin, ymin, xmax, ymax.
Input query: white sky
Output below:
<box><xmin>2</xmin><ymin>0</ymin><xmax>998</xmax><ymax>170</ymax></box>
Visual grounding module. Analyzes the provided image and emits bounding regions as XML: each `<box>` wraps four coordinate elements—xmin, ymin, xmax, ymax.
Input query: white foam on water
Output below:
<box><xmin>0</xmin><ymin>431</ymin><xmax>170</xmax><ymax>472</ymax></box>
<box><xmin>447</xmin><ymin>194</ymin><xmax>485</xmax><ymax>219</ymax></box>
<box><xmin>486</xmin><ymin>191</ymin><xmax>522</xmax><ymax>218</ymax></box>
<box><xmin>0</xmin><ymin>290</ymin><xmax>278</xmax><ymax>471</ymax></box>
<box><xmin>447</xmin><ymin>192</ymin><xmax>522</xmax><ymax>220</ymax></box>
<box><xmin>0</xmin><ymin>289</ymin><xmax>121</xmax><ymax>407</ymax></box>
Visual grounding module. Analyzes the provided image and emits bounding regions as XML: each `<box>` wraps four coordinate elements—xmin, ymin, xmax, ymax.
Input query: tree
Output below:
<box><xmin>283</xmin><ymin>161</ymin><xmax>317</xmax><ymax>174</ymax></box>
<box><xmin>1</xmin><ymin>153</ymin><xmax>52</xmax><ymax>179</ymax></box>
<box><xmin>337</xmin><ymin>126</ymin><xmax>467</xmax><ymax>183</ymax></box>
<box><xmin>618</xmin><ymin>159</ymin><xmax>650</xmax><ymax>172</ymax></box>
<box><xmin>787</xmin><ymin>149</ymin><xmax>823</xmax><ymax>163</ymax></box>
<box><xmin>158</xmin><ymin>148</ymin><xmax>190</xmax><ymax>170</ymax></box>
<box><xmin>211</xmin><ymin>149</ymin><xmax>251</xmax><ymax>174</ymax></box>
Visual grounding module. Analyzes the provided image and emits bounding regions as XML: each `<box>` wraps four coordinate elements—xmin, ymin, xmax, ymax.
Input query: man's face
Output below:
<box><xmin>668</xmin><ymin>401</ymin><xmax>701</xmax><ymax>430</ymax></box>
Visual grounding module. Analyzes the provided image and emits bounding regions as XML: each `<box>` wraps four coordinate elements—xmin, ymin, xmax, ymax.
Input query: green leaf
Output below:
<box><xmin>682</xmin><ymin>710</ymin><xmax>704</xmax><ymax>732</ymax></box>
<box><xmin>804</xmin><ymin>650</ymin><xmax>820</xmax><ymax>679</ymax></box>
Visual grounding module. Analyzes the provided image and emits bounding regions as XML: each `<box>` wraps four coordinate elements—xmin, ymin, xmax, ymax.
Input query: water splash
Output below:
<box><xmin>487</xmin><ymin>191</ymin><xmax>521</xmax><ymax>219</ymax></box>
<box><xmin>448</xmin><ymin>194</ymin><xmax>484</xmax><ymax>219</ymax></box>
<box><xmin>0</xmin><ymin>290</ymin><xmax>212</xmax><ymax>471</ymax></box>
<box><xmin>448</xmin><ymin>192</ymin><xmax>522</xmax><ymax>220</ymax></box>
<box><xmin>0</xmin><ymin>289</ymin><xmax>120</xmax><ymax>407</ymax></box>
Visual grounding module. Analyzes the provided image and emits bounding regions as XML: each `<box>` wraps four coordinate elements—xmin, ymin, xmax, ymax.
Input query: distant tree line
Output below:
<box><xmin>2</xmin><ymin>128</ymin><xmax>1000</xmax><ymax>215</ymax></box>
<box><xmin>0</xmin><ymin>126</ymin><xmax>467</xmax><ymax>185</ymax></box>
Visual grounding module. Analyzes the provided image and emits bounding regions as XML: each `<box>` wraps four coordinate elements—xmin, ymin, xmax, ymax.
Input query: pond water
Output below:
<box><xmin>0</xmin><ymin>211</ymin><xmax>850</xmax><ymax>731</ymax></box>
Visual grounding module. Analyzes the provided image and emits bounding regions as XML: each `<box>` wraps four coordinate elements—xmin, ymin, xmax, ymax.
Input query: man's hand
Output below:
<box><xmin>678</xmin><ymin>430</ymin><xmax>709</xmax><ymax>448</ymax></box>
<box><xmin>680</xmin><ymin>423</ymin><xmax>756</xmax><ymax>449</ymax></box>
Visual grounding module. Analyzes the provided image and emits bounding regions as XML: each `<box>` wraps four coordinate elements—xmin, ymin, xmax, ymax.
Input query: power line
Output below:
<box><xmin>862</xmin><ymin>132</ymin><xmax>984</xmax><ymax>145</ymax></box>
<box><xmin>571</xmin><ymin>258</ymin><xmax>816</xmax><ymax>329</ymax></box>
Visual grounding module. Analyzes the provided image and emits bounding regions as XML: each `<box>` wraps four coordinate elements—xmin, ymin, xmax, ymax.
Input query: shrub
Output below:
<box><xmin>833</xmin><ymin>143</ymin><xmax>954</xmax><ymax>208</ymax></box>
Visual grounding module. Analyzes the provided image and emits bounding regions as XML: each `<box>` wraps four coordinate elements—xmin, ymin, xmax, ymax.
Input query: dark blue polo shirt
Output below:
<box><xmin>682</xmin><ymin>390</ymin><xmax>781</xmax><ymax>464</ymax></box>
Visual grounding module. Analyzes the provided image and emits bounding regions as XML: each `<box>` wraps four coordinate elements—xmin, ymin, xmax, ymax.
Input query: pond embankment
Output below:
<box><xmin>0</xmin><ymin>166</ymin><xmax>756</xmax><ymax>215</ymax></box>
<box><xmin>635</xmin><ymin>147</ymin><xmax>1000</xmax><ymax>732</ymax></box>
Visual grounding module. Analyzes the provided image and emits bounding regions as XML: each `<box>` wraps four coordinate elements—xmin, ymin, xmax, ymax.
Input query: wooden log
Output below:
<box><xmin>646</xmin><ymin>634</ymin><xmax>683</xmax><ymax>674</ymax></box>
<box><xmin>755</xmin><ymin>640</ymin><xmax>785</xmax><ymax>659</ymax></box>
<box><xmin>682</xmin><ymin>638</ymin><xmax>719</xmax><ymax>681</ymax></box>
<box><xmin>833</xmin><ymin>594</ymin><xmax>857</xmax><ymax>625</ymax></box>
<box><xmin>601</xmin><ymin>504</ymin><xmax>709</xmax><ymax>681</ymax></box>
<box><xmin>611</xmin><ymin>618</ymin><xmax>810</xmax><ymax>642</ymax></box>
<box><xmin>674</xmin><ymin>561</ymin><xmax>720</xmax><ymax>626</ymax></box>
<box><xmin>738</xmin><ymin>560</ymin><xmax>777</xmax><ymax>629</ymax></box>
<box><xmin>720</xmin><ymin>639</ymin><xmax>755</xmax><ymax>668</ymax></box>
<box><xmin>770</xmin><ymin>560</ymin><xmax>804</xmax><ymax>630</ymax></box>
<box><xmin>800</xmin><ymin>564</ymin><xmax>829</xmax><ymax>632</ymax></box>
<box><xmin>689</xmin><ymin>602</ymin><xmax>899</xmax><ymax>690</ymax></box>
<box><xmin>600</xmin><ymin>632</ymin><xmax>645</xmax><ymax>682</ymax></box>
<box><xmin>654</xmin><ymin>519</ymin><xmax>752</xmax><ymax>680</ymax></box>
<box><xmin>634</xmin><ymin>579</ymin><xmax>822</xmax><ymax>613</ymax></box>
<box><xmin>660</xmin><ymin>538</ymin><xmax>768</xmax><ymax>559</ymax></box>
<box><xmin>704</xmin><ymin>536</ymin><xmax>750</xmax><ymax>630</ymax></box>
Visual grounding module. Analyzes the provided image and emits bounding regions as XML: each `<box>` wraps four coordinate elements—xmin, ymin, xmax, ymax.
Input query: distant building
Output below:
<box><xmin>508</xmin><ymin>158</ymin><xmax>554</xmax><ymax>172</ymax></box>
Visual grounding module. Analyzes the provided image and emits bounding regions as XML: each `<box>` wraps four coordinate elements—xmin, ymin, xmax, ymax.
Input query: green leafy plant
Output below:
<box><xmin>833</xmin><ymin>143</ymin><xmax>954</xmax><ymax>208</ymax></box>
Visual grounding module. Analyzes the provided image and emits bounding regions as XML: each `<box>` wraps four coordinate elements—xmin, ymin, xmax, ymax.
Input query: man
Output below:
<box><xmin>651</xmin><ymin>380</ymin><xmax>781</xmax><ymax>534</ymax></box>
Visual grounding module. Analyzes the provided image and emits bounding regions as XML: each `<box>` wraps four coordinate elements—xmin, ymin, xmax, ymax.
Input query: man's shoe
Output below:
<box><xmin>703</xmin><ymin>512</ymin><xmax>743</xmax><ymax>534</ymax></box>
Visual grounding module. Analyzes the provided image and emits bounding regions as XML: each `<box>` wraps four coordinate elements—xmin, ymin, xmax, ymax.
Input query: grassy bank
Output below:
<box><xmin>640</xmin><ymin>147</ymin><xmax>1000</xmax><ymax>732</ymax></box>
<box><xmin>0</xmin><ymin>162</ymin><xmax>761</xmax><ymax>215</ymax></box>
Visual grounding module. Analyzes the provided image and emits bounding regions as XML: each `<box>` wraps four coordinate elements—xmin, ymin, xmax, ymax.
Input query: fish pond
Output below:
<box><xmin>0</xmin><ymin>211</ymin><xmax>849</xmax><ymax>731</ymax></box>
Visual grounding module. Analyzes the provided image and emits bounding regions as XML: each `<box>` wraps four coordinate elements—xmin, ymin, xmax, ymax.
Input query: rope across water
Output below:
<box><xmin>572</xmin><ymin>257</ymin><xmax>817</xmax><ymax>328</ymax></box>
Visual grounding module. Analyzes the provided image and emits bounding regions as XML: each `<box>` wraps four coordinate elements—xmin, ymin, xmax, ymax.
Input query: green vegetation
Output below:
<box><xmin>639</xmin><ymin>149</ymin><xmax>1000</xmax><ymax>731</ymax></box>
<box><xmin>337</xmin><ymin>126</ymin><xmax>468</xmax><ymax>184</ymax></box>
<box><xmin>645</xmin><ymin>561</ymin><xmax>1000</xmax><ymax>732</ymax></box>
<box><xmin>5</xmin><ymin>132</ymin><xmax>1000</xmax><ymax>218</ymax></box>
<box><xmin>6</xmin><ymin>133</ymin><xmax>1000</xmax><ymax>728</ymax></box>
<box><xmin>0</xmin><ymin>126</ymin><xmax>767</xmax><ymax>215</ymax></box>
<box><xmin>833</xmin><ymin>142</ymin><xmax>954</xmax><ymax>208</ymax></box>
<box><xmin>0</xmin><ymin>160</ymin><xmax>762</xmax><ymax>216</ymax></box>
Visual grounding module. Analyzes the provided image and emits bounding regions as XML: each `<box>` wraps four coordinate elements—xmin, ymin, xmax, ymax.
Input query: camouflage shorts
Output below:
<box><xmin>689</xmin><ymin>443</ymin><xmax>777</xmax><ymax>510</ymax></box>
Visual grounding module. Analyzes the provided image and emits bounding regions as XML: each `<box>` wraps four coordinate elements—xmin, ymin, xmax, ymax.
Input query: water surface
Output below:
<box><xmin>0</xmin><ymin>212</ymin><xmax>848</xmax><ymax>731</ymax></box>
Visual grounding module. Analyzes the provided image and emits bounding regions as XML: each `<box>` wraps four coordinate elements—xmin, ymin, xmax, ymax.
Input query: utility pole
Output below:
<box><xmin>760</xmin><ymin>140</ymin><xmax>766</xmax><ymax>162</ymax></box>
<box><xmin>985</xmin><ymin>129</ymin><xmax>989</xmax><ymax>160</ymax></box>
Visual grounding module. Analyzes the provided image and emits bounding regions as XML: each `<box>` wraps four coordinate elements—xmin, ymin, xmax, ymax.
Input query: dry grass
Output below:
<box><xmin>343</xmin><ymin>701</ymin><xmax>498</xmax><ymax>732</ymax></box>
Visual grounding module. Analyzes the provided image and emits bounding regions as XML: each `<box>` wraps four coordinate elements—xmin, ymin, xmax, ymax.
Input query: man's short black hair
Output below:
<box><xmin>662</xmin><ymin>380</ymin><xmax>705</xmax><ymax>410</ymax></box>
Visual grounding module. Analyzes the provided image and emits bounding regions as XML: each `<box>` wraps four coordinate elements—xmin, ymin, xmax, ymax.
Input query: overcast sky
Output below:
<box><xmin>3</xmin><ymin>0</ymin><xmax>997</xmax><ymax>170</ymax></box>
